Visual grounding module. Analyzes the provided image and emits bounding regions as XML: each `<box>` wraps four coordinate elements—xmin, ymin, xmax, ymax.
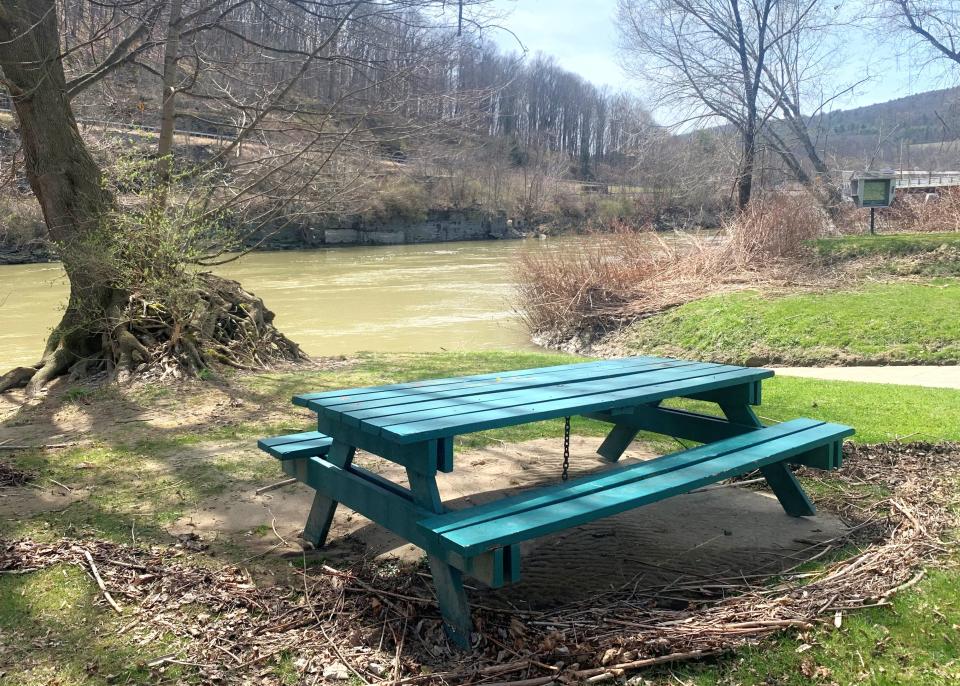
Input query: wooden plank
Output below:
<box><xmin>294</xmin><ymin>357</ymin><xmax>667</xmax><ymax>406</ymax></box>
<box><xmin>334</xmin><ymin>361</ymin><xmax>708</xmax><ymax>428</ymax></box>
<box><xmin>437</xmin><ymin>422</ymin><xmax>854</xmax><ymax>556</ymax></box>
<box><xmin>313</xmin><ymin>415</ymin><xmax>443</xmax><ymax>473</ymax></box>
<box><xmin>344</xmin><ymin>363</ymin><xmax>720</xmax><ymax>427</ymax></box>
<box><xmin>586</xmin><ymin>404</ymin><xmax>759</xmax><ymax>446</ymax></box>
<box><xmin>382</xmin><ymin>367</ymin><xmax>774</xmax><ymax>444</ymax></box>
<box><xmin>258</xmin><ymin>431</ymin><xmax>329</xmax><ymax>448</ymax></box>
<box><xmin>687</xmin><ymin>380</ymin><xmax>763</xmax><ymax>406</ymax></box>
<box><xmin>420</xmin><ymin>418</ymin><xmax>824</xmax><ymax>536</ymax></box>
<box><xmin>282</xmin><ymin>455</ymin><xmax>518</xmax><ymax>587</ymax></box>
<box><xmin>259</xmin><ymin>435</ymin><xmax>333</xmax><ymax>461</ymax></box>
<box><xmin>760</xmin><ymin>461</ymin><xmax>817</xmax><ymax>516</ymax></box>
<box><xmin>301</xmin><ymin>442</ymin><xmax>354</xmax><ymax>547</ymax></box>
<box><xmin>363</xmin><ymin>364</ymin><xmax>745</xmax><ymax>432</ymax></box>
<box><xmin>596</xmin><ymin>423</ymin><xmax>639</xmax><ymax>462</ymax></box>
<box><xmin>317</xmin><ymin>358</ymin><xmax>696</xmax><ymax>419</ymax></box>
<box><xmin>405</xmin><ymin>467</ymin><xmax>473</xmax><ymax>647</ymax></box>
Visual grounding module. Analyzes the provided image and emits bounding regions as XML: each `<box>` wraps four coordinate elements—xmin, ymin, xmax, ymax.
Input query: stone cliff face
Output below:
<box><xmin>245</xmin><ymin>209</ymin><xmax>513</xmax><ymax>250</ymax></box>
<box><xmin>0</xmin><ymin>209</ymin><xmax>517</xmax><ymax>264</ymax></box>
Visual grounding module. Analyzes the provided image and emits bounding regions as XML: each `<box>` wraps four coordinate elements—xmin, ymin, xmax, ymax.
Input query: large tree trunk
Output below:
<box><xmin>0</xmin><ymin>0</ymin><xmax>305</xmax><ymax>394</ymax></box>
<box><xmin>0</xmin><ymin>0</ymin><xmax>118</xmax><ymax>391</ymax></box>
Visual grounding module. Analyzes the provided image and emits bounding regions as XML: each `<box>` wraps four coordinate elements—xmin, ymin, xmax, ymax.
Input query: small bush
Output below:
<box><xmin>362</xmin><ymin>180</ymin><xmax>430</xmax><ymax>224</ymax></box>
<box><xmin>0</xmin><ymin>195</ymin><xmax>46</xmax><ymax>248</ymax></box>
<box><xmin>884</xmin><ymin>188</ymin><xmax>960</xmax><ymax>233</ymax></box>
<box><xmin>722</xmin><ymin>192</ymin><xmax>828</xmax><ymax>263</ymax></box>
<box><xmin>514</xmin><ymin>191</ymin><xmax>830</xmax><ymax>342</ymax></box>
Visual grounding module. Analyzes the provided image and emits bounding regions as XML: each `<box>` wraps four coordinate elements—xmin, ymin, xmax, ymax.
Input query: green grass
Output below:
<box><xmin>2</xmin><ymin>351</ymin><xmax>960</xmax><ymax>684</ymax></box>
<box><xmin>665</xmin><ymin>567</ymin><xmax>960</xmax><ymax>685</ymax></box>
<box><xmin>0</xmin><ymin>564</ymin><xmax>188</xmax><ymax>685</ymax></box>
<box><xmin>813</xmin><ymin>231</ymin><xmax>960</xmax><ymax>259</ymax></box>
<box><xmin>622</xmin><ymin>280</ymin><xmax>960</xmax><ymax>365</ymax></box>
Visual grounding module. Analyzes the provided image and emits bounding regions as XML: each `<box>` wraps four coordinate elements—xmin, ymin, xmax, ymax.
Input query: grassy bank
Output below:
<box><xmin>619</xmin><ymin>279</ymin><xmax>960</xmax><ymax>366</ymax></box>
<box><xmin>1</xmin><ymin>351</ymin><xmax>959</xmax><ymax>685</ymax></box>
<box><xmin>813</xmin><ymin>231</ymin><xmax>960</xmax><ymax>259</ymax></box>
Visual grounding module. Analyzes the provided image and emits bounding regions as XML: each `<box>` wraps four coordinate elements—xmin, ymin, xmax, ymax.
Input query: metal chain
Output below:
<box><xmin>561</xmin><ymin>416</ymin><xmax>571</xmax><ymax>481</ymax></box>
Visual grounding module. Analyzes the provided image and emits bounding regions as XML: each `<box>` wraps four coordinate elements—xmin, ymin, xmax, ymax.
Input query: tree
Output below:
<box><xmin>882</xmin><ymin>1</ymin><xmax>960</xmax><ymax>71</ymax></box>
<box><xmin>0</xmin><ymin>0</ymin><xmax>484</xmax><ymax>393</ymax></box>
<box><xmin>617</xmin><ymin>0</ymin><xmax>819</xmax><ymax>209</ymax></box>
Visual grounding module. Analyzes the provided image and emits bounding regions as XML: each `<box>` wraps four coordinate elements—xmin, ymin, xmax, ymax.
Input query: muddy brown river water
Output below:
<box><xmin>0</xmin><ymin>239</ymin><xmax>567</xmax><ymax>368</ymax></box>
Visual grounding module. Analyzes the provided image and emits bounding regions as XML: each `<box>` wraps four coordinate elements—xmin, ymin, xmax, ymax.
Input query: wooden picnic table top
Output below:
<box><xmin>293</xmin><ymin>356</ymin><xmax>774</xmax><ymax>445</ymax></box>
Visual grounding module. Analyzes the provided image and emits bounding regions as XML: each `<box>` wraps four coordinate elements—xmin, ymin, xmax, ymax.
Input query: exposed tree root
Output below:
<box><xmin>1</xmin><ymin>272</ymin><xmax>306</xmax><ymax>394</ymax></box>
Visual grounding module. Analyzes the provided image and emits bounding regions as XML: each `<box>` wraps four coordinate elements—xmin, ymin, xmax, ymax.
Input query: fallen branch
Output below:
<box><xmin>81</xmin><ymin>549</ymin><xmax>122</xmax><ymax>614</ymax></box>
<box><xmin>254</xmin><ymin>478</ymin><xmax>297</xmax><ymax>495</ymax></box>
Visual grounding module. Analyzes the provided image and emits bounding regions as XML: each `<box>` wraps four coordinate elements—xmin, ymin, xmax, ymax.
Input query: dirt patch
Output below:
<box><xmin>172</xmin><ymin>436</ymin><xmax>847</xmax><ymax>605</ymax></box>
<box><xmin>0</xmin><ymin>357</ymin><xmax>349</xmax><ymax>449</ymax></box>
<box><xmin>0</xmin><ymin>484</ymin><xmax>89</xmax><ymax>519</ymax></box>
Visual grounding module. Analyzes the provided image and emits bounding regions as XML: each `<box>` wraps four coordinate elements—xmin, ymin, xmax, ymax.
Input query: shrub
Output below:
<box><xmin>884</xmin><ymin>188</ymin><xmax>960</xmax><ymax>233</ymax></box>
<box><xmin>362</xmin><ymin>179</ymin><xmax>430</xmax><ymax>224</ymax></box>
<box><xmin>0</xmin><ymin>195</ymin><xmax>46</xmax><ymax>248</ymax></box>
<box><xmin>721</xmin><ymin>191</ymin><xmax>829</xmax><ymax>263</ymax></box>
<box><xmin>514</xmin><ymin>191</ymin><xmax>830</xmax><ymax>342</ymax></box>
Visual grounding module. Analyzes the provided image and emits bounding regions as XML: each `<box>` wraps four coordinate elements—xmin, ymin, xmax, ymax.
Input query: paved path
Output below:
<box><xmin>774</xmin><ymin>366</ymin><xmax>960</xmax><ymax>390</ymax></box>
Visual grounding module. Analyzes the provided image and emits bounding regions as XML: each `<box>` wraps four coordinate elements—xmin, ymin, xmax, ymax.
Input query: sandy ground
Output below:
<box><xmin>0</xmin><ymin>484</ymin><xmax>89</xmax><ymax>519</ymax></box>
<box><xmin>776</xmin><ymin>365</ymin><xmax>960</xmax><ymax>389</ymax></box>
<box><xmin>170</xmin><ymin>436</ymin><xmax>847</xmax><ymax>605</ymax></box>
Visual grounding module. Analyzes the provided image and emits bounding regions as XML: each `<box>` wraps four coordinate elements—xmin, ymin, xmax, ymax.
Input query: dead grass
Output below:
<box><xmin>515</xmin><ymin>192</ymin><xmax>831</xmax><ymax>344</ymax></box>
<box><xmin>1</xmin><ymin>441</ymin><xmax>954</xmax><ymax>685</ymax></box>
<box><xmin>885</xmin><ymin>188</ymin><xmax>960</xmax><ymax>233</ymax></box>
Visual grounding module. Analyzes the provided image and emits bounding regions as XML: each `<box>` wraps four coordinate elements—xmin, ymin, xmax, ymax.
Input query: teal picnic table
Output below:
<box><xmin>259</xmin><ymin>356</ymin><xmax>853</xmax><ymax>647</ymax></box>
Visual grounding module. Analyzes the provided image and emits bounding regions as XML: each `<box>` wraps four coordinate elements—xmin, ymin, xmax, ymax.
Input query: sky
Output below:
<box><xmin>484</xmin><ymin>0</ymin><xmax>947</xmax><ymax>123</ymax></box>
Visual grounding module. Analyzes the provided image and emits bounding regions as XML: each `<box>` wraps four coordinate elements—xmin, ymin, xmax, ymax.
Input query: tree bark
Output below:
<box><xmin>157</xmin><ymin>0</ymin><xmax>184</xmax><ymax>188</ymax></box>
<box><xmin>0</xmin><ymin>0</ymin><xmax>305</xmax><ymax>393</ymax></box>
<box><xmin>0</xmin><ymin>0</ymin><xmax>119</xmax><ymax>390</ymax></box>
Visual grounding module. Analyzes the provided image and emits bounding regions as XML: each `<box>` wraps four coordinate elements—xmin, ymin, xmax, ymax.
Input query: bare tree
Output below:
<box><xmin>617</xmin><ymin>0</ymin><xmax>820</xmax><ymax>209</ymax></box>
<box><xmin>881</xmin><ymin>0</ymin><xmax>960</xmax><ymax>71</ymax></box>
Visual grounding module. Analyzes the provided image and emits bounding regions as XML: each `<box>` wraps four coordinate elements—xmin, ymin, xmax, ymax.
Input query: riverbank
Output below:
<box><xmin>1</xmin><ymin>351</ymin><xmax>959</xmax><ymax>684</ymax></box>
<box><xmin>606</xmin><ymin>279</ymin><xmax>960</xmax><ymax>366</ymax></box>
<box><xmin>532</xmin><ymin>230</ymin><xmax>960</xmax><ymax>366</ymax></box>
<box><xmin>0</xmin><ymin>208</ymin><xmax>526</xmax><ymax>266</ymax></box>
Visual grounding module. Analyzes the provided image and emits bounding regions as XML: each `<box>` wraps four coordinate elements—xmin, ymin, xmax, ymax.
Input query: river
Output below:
<box><xmin>0</xmin><ymin>239</ymin><xmax>564</xmax><ymax>369</ymax></box>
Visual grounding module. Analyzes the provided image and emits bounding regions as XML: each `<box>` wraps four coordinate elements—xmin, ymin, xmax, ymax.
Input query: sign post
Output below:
<box><xmin>850</xmin><ymin>173</ymin><xmax>896</xmax><ymax>235</ymax></box>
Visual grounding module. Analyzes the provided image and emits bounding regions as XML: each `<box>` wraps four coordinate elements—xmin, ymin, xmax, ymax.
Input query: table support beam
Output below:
<box><xmin>406</xmin><ymin>466</ymin><xmax>473</xmax><ymax>649</ymax></box>
<box><xmin>760</xmin><ymin>462</ymin><xmax>816</xmax><ymax>516</ymax></box>
<box><xmin>719</xmin><ymin>400</ymin><xmax>816</xmax><ymax>517</ymax></box>
<box><xmin>302</xmin><ymin>442</ymin><xmax>355</xmax><ymax>547</ymax></box>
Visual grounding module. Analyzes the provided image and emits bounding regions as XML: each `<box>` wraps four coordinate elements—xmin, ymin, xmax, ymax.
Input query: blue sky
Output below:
<box><xmin>484</xmin><ymin>0</ymin><xmax>945</xmax><ymax>122</ymax></box>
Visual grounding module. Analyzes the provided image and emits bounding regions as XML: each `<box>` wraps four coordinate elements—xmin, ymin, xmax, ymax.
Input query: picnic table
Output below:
<box><xmin>259</xmin><ymin>356</ymin><xmax>853</xmax><ymax>648</ymax></box>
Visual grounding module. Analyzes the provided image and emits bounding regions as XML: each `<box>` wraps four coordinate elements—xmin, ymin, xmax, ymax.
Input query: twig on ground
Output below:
<box><xmin>255</xmin><ymin>478</ymin><xmax>297</xmax><ymax>495</ymax></box>
<box><xmin>81</xmin><ymin>549</ymin><xmax>122</xmax><ymax>614</ymax></box>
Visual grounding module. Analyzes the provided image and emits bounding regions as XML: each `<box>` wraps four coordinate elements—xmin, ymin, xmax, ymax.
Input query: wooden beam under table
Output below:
<box><xmin>281</xmin><ymin>455</ymin><xmax>519</xmax><ymax>589</ymax></box>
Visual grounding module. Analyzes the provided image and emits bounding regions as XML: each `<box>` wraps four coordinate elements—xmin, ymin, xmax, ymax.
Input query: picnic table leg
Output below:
<box><xmin>302</xmin><ymin>441</ymin><xmax>356</xmax><ymax>547</ymax></box>
<box><xmin>406</xmin><ymin>465</ymin><xmax>473</xmax><ymax>649</ymax></box>
<box><xmin>596</xmin><ymin>403</ymin><xmax>661</xmax><ymax>462</ymax></box>
<box><xmin>720</xmin><ymin>401</ymin><xmax>816</xmax><ymax>517</ymax></box>
<box><xmin>597</xmin><ymin>423</ymin><xmax>639</xmax><ymax>462</ymax></box>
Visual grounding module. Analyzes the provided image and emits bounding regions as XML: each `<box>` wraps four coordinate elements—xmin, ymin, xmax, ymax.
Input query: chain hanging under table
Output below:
<box><xmin>561</xmin><ymin>416</ymin><xmax>571</xmax><ymax>481</ymax></box>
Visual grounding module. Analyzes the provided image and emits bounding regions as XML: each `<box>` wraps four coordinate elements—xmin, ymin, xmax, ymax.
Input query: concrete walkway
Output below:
<box><xmin>774</xmin><ymin>366</ymin><xmax>960</xmax><ymax>390</ymax></box>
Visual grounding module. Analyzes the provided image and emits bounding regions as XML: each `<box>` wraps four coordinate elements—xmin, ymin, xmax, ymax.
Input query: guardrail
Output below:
<box><xmin>895</xmin><ymin>174</ymin><xmax>960</xmax><ymax>189</ymax></box>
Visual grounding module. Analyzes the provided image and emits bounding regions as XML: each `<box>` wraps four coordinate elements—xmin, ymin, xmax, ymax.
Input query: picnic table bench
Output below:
<box><xmin>258</xmin><ymin>356</ymin><xmax>853</xmax><ymax>647</ymax></box>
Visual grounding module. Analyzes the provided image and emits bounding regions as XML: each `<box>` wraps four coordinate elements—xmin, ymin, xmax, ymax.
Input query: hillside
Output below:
<box><xmin>818</xmin><ymin>87</ymin><xmax>960</xmax><ymax>166</ymax></box>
